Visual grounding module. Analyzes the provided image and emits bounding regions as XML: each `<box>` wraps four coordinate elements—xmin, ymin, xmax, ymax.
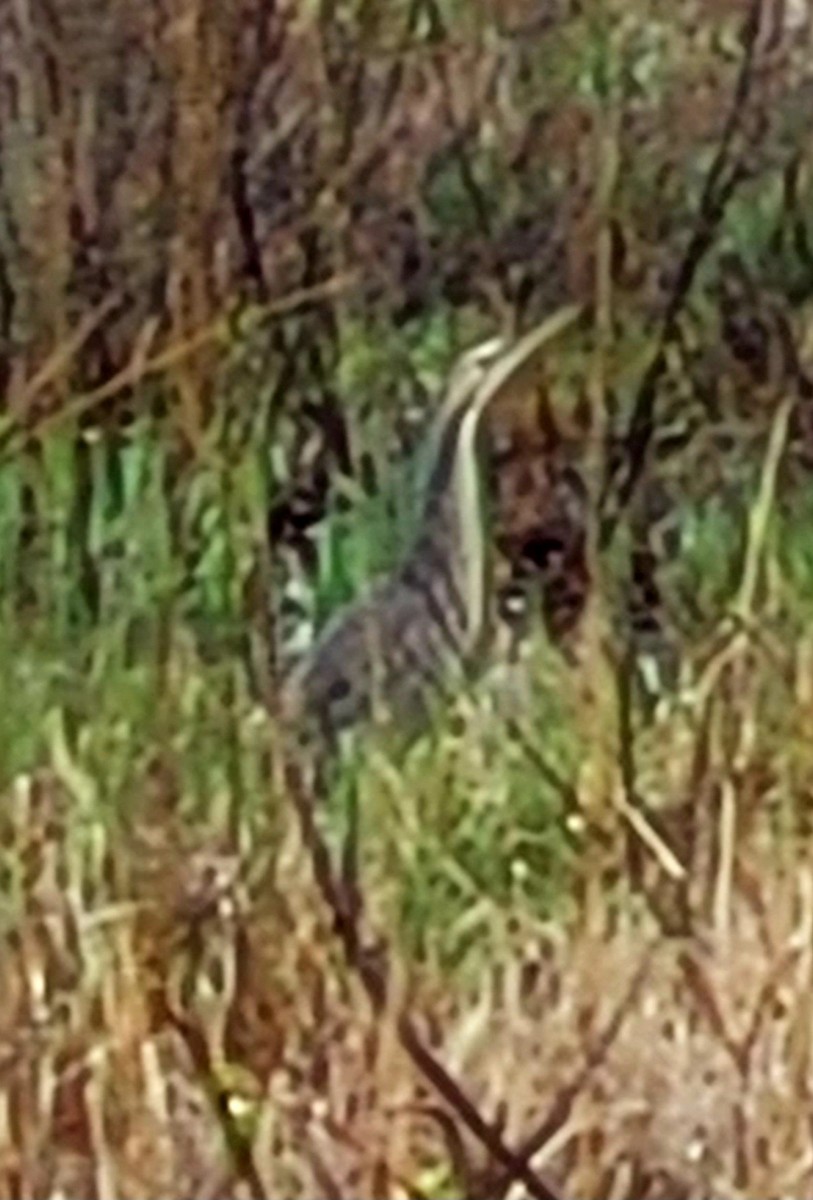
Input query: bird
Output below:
<box><xmin>278</xmin><ymin>306</ymin><xmax>582</xmax><ymax>769</ymax></box>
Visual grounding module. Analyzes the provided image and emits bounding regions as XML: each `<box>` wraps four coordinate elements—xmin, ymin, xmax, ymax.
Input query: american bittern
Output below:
<box><xmin>279</xmin><ymin>307</ymin><xmax>581</xmax><ymax>761</ymax></box>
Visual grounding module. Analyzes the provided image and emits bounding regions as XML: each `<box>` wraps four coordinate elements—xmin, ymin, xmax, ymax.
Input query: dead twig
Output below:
<box><xmin>479</xmin><ymin>936</ymin><xmax>657</xmax><ymax>1198</ymax></box>
<box><xmin>281</xmin><ymin>755</ymin><xmax>564</xmax><ymax>1200</ymax></box>
<box><xmin>600</xmin><ymin>0</ymin><xmax>769</xmax><ymax>549</ymax></box>
<box><xmin>163</xmin><ymin>1003</ymin><xmax>267</xmax><ymax>1200</ymax></box>
<box><xmin>8</xmin><ymin>292</ymin><xmax>123</xmax><ymax>412</ymax></box>
<box><xmin>0</xmin><ymin>272</ymin><xmax>360</xmax><ymax>464</ymax></box>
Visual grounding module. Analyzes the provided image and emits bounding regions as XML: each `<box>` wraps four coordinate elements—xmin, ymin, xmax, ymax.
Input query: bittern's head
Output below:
<box><xmin>438</xmin><ymin>307</ymin><xmax>581</xmax><ymax>438</ymax></box>
<box><xmin>423</xmin><ymin>307</ymin><xmax>583</xmax><ymax>521</ymax></box>
<box><xmin>424</xmin><ymin>336</ymin><xmax>509</xmax><ymax>486</ymax></box>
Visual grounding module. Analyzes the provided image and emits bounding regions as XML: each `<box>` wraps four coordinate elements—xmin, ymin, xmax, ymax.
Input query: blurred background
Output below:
<box><xmin>2</xmin><ymin>1</ymin><xmax>813</xmax><ymax>1196</ymax></box>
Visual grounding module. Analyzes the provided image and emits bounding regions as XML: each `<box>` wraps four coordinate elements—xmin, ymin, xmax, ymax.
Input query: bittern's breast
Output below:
<box><xmin>279</xmin><ymin>532</ymin><xmax>474</xmax><ymax>753</ymax></box>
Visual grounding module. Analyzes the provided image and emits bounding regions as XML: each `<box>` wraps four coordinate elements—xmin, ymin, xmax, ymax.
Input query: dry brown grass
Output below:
<box><xmin>3</xmin><ymin>3</ymin><xmax>813</xmax><ymax>1197</ymax></box>
<box><xmin>2</xmin><ymin>699</ymin><xmax>813</xmax><ymax>1200</ymax></box>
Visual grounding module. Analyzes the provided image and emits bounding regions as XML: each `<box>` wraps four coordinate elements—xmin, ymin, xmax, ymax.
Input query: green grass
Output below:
<box><xmin>2</xmin><ymin>311</ymin><xmax>810</xmax><ymax>964</ymax></box>
<box><xmin>5</xmin><ymin>307</ymin><xmax>813</xmax><ymax>1198</ymax></box>
<box><xmin>0</xmin><ymin>377</ymin><xmax>582</xmax><ymax>967</ymax></box>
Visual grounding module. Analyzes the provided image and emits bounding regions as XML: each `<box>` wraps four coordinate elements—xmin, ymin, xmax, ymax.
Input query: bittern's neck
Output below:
<box><xmin>409</xmin><ymin>378</ymin><xmax>492</xmax><ymax>652</ymax></box>
<box><xmin>422</xmin><ymin>398</ymin><xmax>481</xmax><ymax>519</ymax></box>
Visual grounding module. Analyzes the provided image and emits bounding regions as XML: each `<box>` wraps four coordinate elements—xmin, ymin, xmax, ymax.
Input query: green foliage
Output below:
<box><xmin>675</xmin><ymin>496</ymin><xmax>745</xmax><ymax>629</ymax></box>
<box><xmin>3</xmin><ymin>272</ymin><xmax>813</xmax><ymax>967</ymax></box>
<box><xmin>4</xmin><ymin>0</ymin><xmax>813</xmax><ymax>1190</ymax></box>
<box><xmin>776</xmin><ymin>488</ymin><xmax>813</xmax><ymax>623</ymax></box>
<box><xmin>388</xmin><ymin>722</ymin><xmax>578</xmax><ymax>970</ymax></box>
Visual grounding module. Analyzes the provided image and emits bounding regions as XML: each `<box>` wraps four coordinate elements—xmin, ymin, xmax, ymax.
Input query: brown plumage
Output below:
<box><xmin>278</xmin><ymin>308</ymin><xmax>582</xmax><ymax>765</ymax></box>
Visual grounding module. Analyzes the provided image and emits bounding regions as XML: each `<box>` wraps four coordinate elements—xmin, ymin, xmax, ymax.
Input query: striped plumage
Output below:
<box><xmin>279</xmin><ymin>308</ymin><xmax>581</xmax><ymax>760</ymax></box>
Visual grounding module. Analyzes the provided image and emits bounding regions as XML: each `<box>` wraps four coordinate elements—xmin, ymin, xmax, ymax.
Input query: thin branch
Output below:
<box><xmin>600</xmin><ymin>0</ymin><xmax>767</xmax><ymax>549</ymax></box>
<box><xmin>13</xmin><ymin>292</ymin><xmax>123</xmax><ymax>409</ymax></box>
<box><xmin>281</xmin><ymin>755</ymin><xmax>564</xmax><ymax>1200</ymax></box>
<box><xmin>419</xmin><ymin>0</ymin><xmax>495</xmax><ymax>241</ymax></box>
<box><xmin>481</xmin><ymin>938</ymin><xmax>657</xmax><ymax>1198</ymax></box>
<box><xmin>164</xmin><ymin>1005</ymin><xmax>267</xmax><ymax>1200</ymax></box>
<box><xmin>0</xmin><ymin>272</ymin><xmax>359</xmax><ymax>463</ymax></box>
